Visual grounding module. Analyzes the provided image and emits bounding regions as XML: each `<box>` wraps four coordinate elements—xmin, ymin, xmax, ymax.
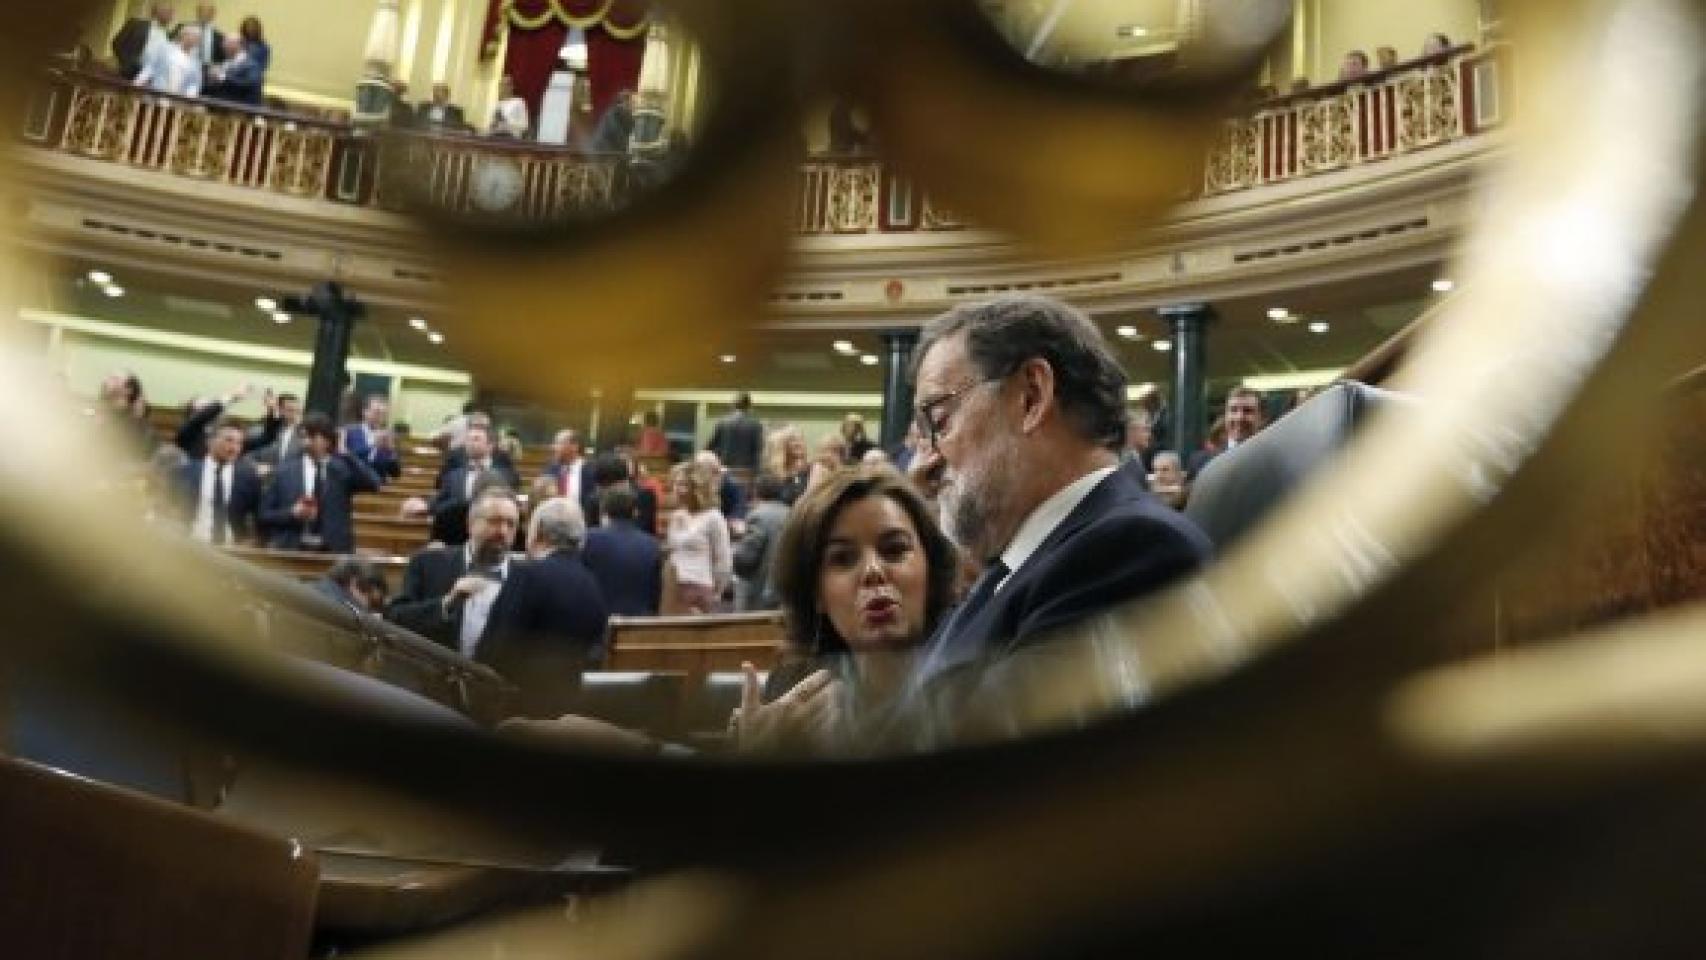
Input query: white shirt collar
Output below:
<box><xmin>996</xmin><ymin>465</ymin><xmax>1116</xmax><ymax>593</ymax></box>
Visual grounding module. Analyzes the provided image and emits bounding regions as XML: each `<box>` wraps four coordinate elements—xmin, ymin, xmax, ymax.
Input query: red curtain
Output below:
<box><xmin>586</xmin><ymin>25</ymin><xmax>646</xmax><ymax>118</ymax></box>
<box><xmin>504</xmin><ymin>19</ymin><xmax>569</xmax><ymax>120</ymax></box>
<box><xmin>497</xmin><ymin>0</ymin><xmax>649</xmax><ymax>125</ymax></box>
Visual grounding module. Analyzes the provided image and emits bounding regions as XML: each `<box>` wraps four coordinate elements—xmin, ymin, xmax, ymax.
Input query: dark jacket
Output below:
<box><xmin>707</xmin><ymin>410</ymin><xmax>765</xmax><ymax>470</ymax></box>
<box><xmin>386</xmin><ymin>545</ymin><xmax>473</xmax><ymax>652</ymax></box>
<box><xmin>174</xmin><ymin>457</ymin><xmax>262</xmax><ymax>543</ymax></box>
<box><xmin>259</xmin><ymin>452</ymin><xmax>382</xmax><ymax>552</ymax></box>
<box><xmin>481</xmin><ymin>549</ymin><xmax>610</xmax><ymax>717</ymax></box>
<box><xmin>342</xmin><ymin>422</ymin><xmax>402</xmax><ymax>482</ymax></box>
<box><xmin>733</xmin><ymin>499</ymin><xmax>789</xmax><ymax>611</ymax></box>
<box><xmin>540</xmin><ymin>459</ymin><xmax>599</xmax><ymax>520</ymax></box>
<box><xmin>581</xmin><ymin>521</ymin><xmax>662</xmax><ymax>617</ymax></box>
<box><xmin>430</xmin><ymin>460</ymin><xmax>523</xmax><ymax>545</ymax></box>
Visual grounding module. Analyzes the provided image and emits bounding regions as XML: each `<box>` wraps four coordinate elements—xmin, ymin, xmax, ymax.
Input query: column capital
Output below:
<box><xmin>1157</xmin><ymin>302</ymin><xmax>1217</xmax><ymax>324</ymax></box>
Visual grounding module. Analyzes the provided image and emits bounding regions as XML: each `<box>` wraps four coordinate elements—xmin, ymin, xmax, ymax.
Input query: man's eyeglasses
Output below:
<box><xmin>914</xmin><ymin>378</ymin><xmax>997</xmax><ymax>451</ymax></box>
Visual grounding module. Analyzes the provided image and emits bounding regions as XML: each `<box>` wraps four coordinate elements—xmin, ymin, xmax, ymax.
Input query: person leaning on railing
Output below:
<box><xmin>204</xmin><ymin>16</ymin><xmax>268</xmax><ymax>107</ymax></box>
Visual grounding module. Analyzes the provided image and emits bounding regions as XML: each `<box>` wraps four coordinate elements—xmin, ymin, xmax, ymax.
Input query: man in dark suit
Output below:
<box><xmin>1186</xmin><ymin>386</ymin><xmax>1267</xmax><ymax>477</ymax></box>
<box><xmin>113</xmin><ymin>2</ymin><xmax>174</xmax><ymax>80</ymax></box>
<box><xmin>706</xmin><ymin>391</ymin><xmax>765</xmax><ymax>471</ymax></box>
<box><xmin>539</xmin><ymin>429</ymin><xmax>597</xmax><ymax>519</ymax></box>
<box><xmin>251</xmin><ymin>392</ymin><xmax>305</xmax><ymax>468</ymax></box>
<box><xmin>417</xmin><ymin>83</ymin><xmax>470</xmax><ymax>132</ymax></box>
<box><xmin>259</xmin><ymin>413</ymin><xmax>382</xmax><ymax>552</ymax></box>
<box><xmin>175</xmin><ymin>417</ymin><xmax>261</xmax><ymax>545</ymax></box>
<box><xmin>582</xmin><ymin>486</ymin><xmax>661</xmax><ymax>616</ymax></box>
<box><xmin>431</xmin><ymin>423</ymin><xmax>521</xmax><ymax>545</ymax></box>
<box><xmin>482</xmin><ymin>497</ymin><xmax>610</xmax><ymax>716</ymax></box>
<box><xmin>898</xmin><ymin>295</ymin><xmax>1213</xmax><ymax>745</ymax></box>
<box><xmin>583</xmin><ymin>453</ymin><xmax>657</xmax><ymax>534</ymax></box>
<box><xmin>342</xmin><ymin>394</ymin><xmax>402</xmax><ymax>482</ymax></box>
<box><xmin>388</xmin><ymin>488</ymin><xmax>520</xmax><ymax>655</ymax></box>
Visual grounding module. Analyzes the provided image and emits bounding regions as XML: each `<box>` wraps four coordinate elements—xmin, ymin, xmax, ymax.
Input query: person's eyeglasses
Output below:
<box><xmin>914</xmin><ymin>378</ymin><xmax>997</xmax><ymax>451</ymax></box>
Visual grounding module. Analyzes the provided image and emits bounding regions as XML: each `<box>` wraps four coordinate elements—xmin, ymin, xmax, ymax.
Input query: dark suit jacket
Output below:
<box><xmin>540</xmin><ymin>459</ymin><xmax>599</xmax><ymax>519</ymax></box>
<box><xmin>174</xmin><ymin>457</ymin><xmax>262</xmax><ymax>542</ymax></box>
<box><xmin>112</xmin><ymin>18</ymin><xmax>153</xmax><ymax>78</ymax></box>
<box><xmin>259</xmin><ymin>453</ymin><xmax>382</xmax><ymax>552</ymax></box>
<box><xmin>481</xmin><ymin>549</ymin><xmax>610</xmax><ymax>717</ymax></box>
<box><xmin>582</xmin><ymin>521</ymin><xmax>662</xmax><ymax>616</ymax></box>
<box><xmin>430</xmin><ymin>461</ymin><xmax>523</xmax><ymax>545</ymax></box>
<box><xmin>436</xmin><ymin>447</ymin><xmax>517</xmax><ymax>486</ymax></box>
<box><xmin>342</xmin><ymin>423</ymin><xmax>402</xmax><ymax>482</ymax></box>
<box><xmin>387</xmin><ymin>545</ymin><xmax>472</xmax><ymax>652</ymax></box>
<box><xmin>707</xmin><ymin>411</ymin><xmax>764</xmax><ymax>470</ymax></box>
<box><xmin>911</xmin><ymin>467</ymin><xmax>1213</xmax><ymax>722</ymax></box>
<box><xmin>173</xmin><ymin>401</ymin><xmax>281</xmax><ymax>460</ymax></box>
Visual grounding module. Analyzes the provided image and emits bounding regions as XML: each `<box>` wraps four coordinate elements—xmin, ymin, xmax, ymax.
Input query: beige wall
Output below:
<box><xmin>1307</xmin><ymin>0</ymin><xmax>1482</xmax><ymax>84</ymax></box>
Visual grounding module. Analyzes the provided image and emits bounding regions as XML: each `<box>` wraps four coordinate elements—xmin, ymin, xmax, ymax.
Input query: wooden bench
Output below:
<box><xmin>354</xmin><ymin>514</ymin><xmax>432</xmax><ymax>555</ymax></box>
<box><xmin>606</xmin><ymin>612</ymin><xmax>785</xmax><ymax>680</ymax></box>
<box><xmin>222</xmin><ymin>544</ymin><xmax>411</xmax><ymax>581</ymax></box>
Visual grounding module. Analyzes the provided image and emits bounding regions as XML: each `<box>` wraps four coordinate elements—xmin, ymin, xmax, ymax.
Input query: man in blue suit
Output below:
<box><xmin>342</xmin><ymin>394</ymin><xmax>402</xmax><ymax>483</ymax></box>
<box><xmin>176</xmin><ymin>418</ymin><xmax>262</xmax><ymax>545</ymax></box>
<box><xmin>898</xmin><ymin>295</ymin><xmax>1214</xmax><ymax>745</ymax></box>
<box><xmin>581</xmin><ymin>486</ymin><xmax>661</xmax><ymax>617</ymax></box>
<box><xmin>259</xmin><ymin>413</ymin><xmax>382</xmax><ymax>552</ymax></box>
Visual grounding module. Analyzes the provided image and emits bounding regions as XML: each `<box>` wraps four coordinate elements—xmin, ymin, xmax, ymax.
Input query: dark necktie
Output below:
<box><xmin>942</xmin><ymin>558</ymin><xmax>1010</xmax><ymax>647</ymax></box>
<box><xmin>211</xmin><ymin>463</ymin><xmax>229</xmax><ymax>545</ymax></box>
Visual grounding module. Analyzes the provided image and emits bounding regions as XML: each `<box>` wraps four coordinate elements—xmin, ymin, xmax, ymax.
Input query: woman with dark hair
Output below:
<box><xmin>734</xmin><ymin>465</ymin><xmax>960</xmax><ymax>754</ymax></box>
<box><xmin>210</xmin><ymin>16</ymin><xmax>269</xmax><ymax>106</ymax></box>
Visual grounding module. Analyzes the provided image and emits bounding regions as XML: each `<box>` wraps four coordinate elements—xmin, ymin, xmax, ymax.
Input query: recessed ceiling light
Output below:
<box><xmin>254</xmin><ymin>296</ymin><xmax>277</xmax><ymax>312</ymax></box>
<box><xmin>88</xmin><ymin>270</ymin><xmax>113</xmax><ymax>285</ymax></box>
<box><xmin>1115</xmin><ymin>325</ymin><xmax>1139</xmax><ymax>339</ymax></box>
<box><xmin>102</xmin><ymin>285</ymin><xmax>125</xmax><ymax>298</ymax></box>
<box><xmin>833</xmin><ymin>340</ymin><xmax>856</xmax><ymax>354</ymax></box>
<box><xmin>1152</xmin><ymin>340</ymin><xmax>1173</xmax><ymax>352</ymax></box>
<box><xmin>719</xmin><ymin>354</ymin><xmax>737</xmax><ymax>364</ymax></box>
<box><xmin>1308</xmin><ymin>321</ymin><xmax>1331</xmax><ymax>334</ymax></box>
<box><xmin>860</xmin><ymin>354</ymin><xmax>880</xmax><ymax>366</ymax></box>
<box><xmin>1267</xmin><ymin>307</ymin><xmax>1290</xmax><ymax>320</ymax></box>
<box><xmin>409</xmin><ymin>316</ymin><xmax>428</xmax><ymax>331</ymax></box>
<box><xmin>429</xmin><ymin>332</ymin><xmax>446</xmax><ymax>344</ymax></box>
<box><xmin>273</xmin><ymin>312</ymin><xmax>292</xmax><ymax>324</ymax></box>
<box><xmin>1431</xmin><ymin>278</ymin><xmax>1455</xmax><ymax>293</ymax></box>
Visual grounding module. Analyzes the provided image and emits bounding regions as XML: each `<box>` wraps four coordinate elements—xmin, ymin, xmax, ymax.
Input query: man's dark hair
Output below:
<box><xmin>592</xmin><ymin>453</ymin><xmax>630</xmax><ymax>487</ymax></box>
<box><xmin>1226</xmin><ymin>386</ymin><xmax>1265</xmax><ymax>411</ymax></box>
<box><xmin>912</xmin><ymin>295</ymin><xmax>1129</xmax><ymax>452</ymax></box>
<box><xmin>469</xmin><ymin>485</ymin><xmax>518</xmax><ymax>518</ymax></box>
<box><xmin>734</xmin><ymin>391</ymin><xmax>752</xmax><ymax>411</ymax></box>
<box><xmin>754</xmin><ymin>471</ymin><xmax>785</xmax><ymax>502</ymax></box>
<box><xmin>301</xmin><ymin>412</ymin><xmax>337</xmax><ymax>442</ymax></box>
<box><xmin>212</xmin><ymin>416</ymin><xmax>246</xmax><ymax>437</ymax></box>
<box><xmin>327</xmin><ymin>556</ymin><xmax>388</xmax><ymax>597</ymax></box>
<box><xmin>600</xmin><ymin>485</ymin><xmax>637</xmax><ymax>522</ymax></box>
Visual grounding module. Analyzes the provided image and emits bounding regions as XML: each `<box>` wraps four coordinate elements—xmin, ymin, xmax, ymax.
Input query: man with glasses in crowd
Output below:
<box><xmin>901</xmin><ymin>294</ymin><xmax>1213</xmax><ymax>744</ymax></box>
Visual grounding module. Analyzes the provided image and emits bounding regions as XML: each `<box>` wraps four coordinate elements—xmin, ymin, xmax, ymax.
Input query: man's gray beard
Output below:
<box><xmin>940</xmin><ymin>438</ymin><xmax>1013</xmax><ymax>560</ymax></box>
<box><xmin>472</xmin><ymin>537</ymin><xmax>508</xmax><ymax>566</ymax></box>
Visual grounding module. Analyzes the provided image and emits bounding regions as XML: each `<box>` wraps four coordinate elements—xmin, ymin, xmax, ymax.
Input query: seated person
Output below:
<box><xmin>388</xmin><ymin>488</ymin><xmax>519</xmax><ymax>655</ymax></box>
<box><xmin>259</xmin><ymin>414</ymin><xmax>382</xmax><ymax>553</ymax></box>
<box><xmin>417</xmin><ymin>83</ymin><xmax>470</xmax><ymax>133</ymax></box>
<box><xmin>733</xmin><ymin>466</ymin><xmax>960</xmax><ymax>755</ymax></box>
<box><xmin>315</xmin><ymin>557</ymin><xmax>390</xmax><ymax>614</ymax></box>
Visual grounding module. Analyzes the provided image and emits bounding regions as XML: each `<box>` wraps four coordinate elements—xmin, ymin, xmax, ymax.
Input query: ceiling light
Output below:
<box><xmin>88</xmin><ymin>270</ymin><xmax>113</xmax><ymax>285</ymax></box>
<box><xmin>860</xmin><ymin>354</ymin><xmax>880</xmax><ymax>366</ymax></box>
<box><xmin>1431</xmin><ymin>278</ymin><xmax>1455</xmax><ymax>293</ymax></box>
<box><xmin>429</xmin><ymin>332</ymin><xmax>446</xmax><ymax>344</ymax></box>
<box><xmin>272</xmin><ymin>312</ymin><xmax>292</xmax><ymax>324</ymax></box>
<box><xmin>410</xmin><ymin>316</ymin><xmax>428</xmax><ymax>331</ymax></box>
<box><xmin>1115</xmin><ymin>325</ymin><xmax>1139</xmax><ymax>339</ymax></box>
<box><xmin>833</xmin><ymin>340</ymin><xmax>856</xmax><ymax>354</ymax></box>
<box><xmin>102</xmin><ymin>285</ymin><xmax>125</xmax><ymax>298</ymax></box>
<box><xmin>1152</xmin><ymin>340</ymin><xmax>1173</xmax><ymax>352</ymax></box>
<box><xmin>254</xmin><ymin>296</ymin><xmax>277</xmax><ymax>312</ymax></box>
<box><xmin>1267</xmin><ymin>307</ymin><xmax>1290</xmax><ymax>320</ymax></box>
<box><xmin>719</xmin><ymin>354</ymin><xmax>737</xmax><ymax>364</ymax></box>
<box><xmin>1308</xmin><ymin>321</ymin><xmax>1331</xmax><ymax>334</ymax></box>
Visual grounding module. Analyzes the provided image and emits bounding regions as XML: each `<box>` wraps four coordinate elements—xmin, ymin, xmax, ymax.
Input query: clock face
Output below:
<box><xmin>471</xmin><ymin>158</ymin><xmax>525</xmax><ymax>213</ymax></box>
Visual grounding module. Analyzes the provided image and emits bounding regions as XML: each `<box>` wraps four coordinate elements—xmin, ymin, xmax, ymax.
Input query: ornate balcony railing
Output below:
<box><xmin>1203</xmin><ymin>44</ymin><xmax>1507</xmax><ymax>195</ymax></box>
<box><xmin>20</xmin><ymin>50</ymin><xmax>1505</xmax><ymax>238</ymax></box>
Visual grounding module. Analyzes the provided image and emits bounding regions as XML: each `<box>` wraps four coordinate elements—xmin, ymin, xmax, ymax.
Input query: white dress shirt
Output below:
<box><xmin>137</xmin><ymin>43</ymin><xmax>202</xmax><ymax>97</ymax></box>
<box><xmin>458</xmin><ymin>547</ymin><xmax>511</xmax><ymax>659</ymax></box>
<box><xmin>558</xmin><ymin>457</ymin><xmax>584</xmax><ymax>502</ymax></box>
<box><xmin>491</xmin><ymin>97</ymin><xmax>531</xmax><ymax>137</ymax></box>
<box><xmin>302</xmin><ymin>455</ymin><xmax>322</xmax><ymax>498</ymax></box>
<box><xmin>191</xmin><ymin>459</ymin><xmax>234</xmax><ymax>543</ymax></box>
<box><xmin>995</xmin><ymin>465</ymin><xmax>1117</xmax><ymax>594</ymax></box>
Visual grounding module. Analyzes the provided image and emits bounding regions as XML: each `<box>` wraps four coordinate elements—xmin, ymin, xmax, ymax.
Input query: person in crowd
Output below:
<box><xmin>589</xmin><ymin>89</ymin><xmax>635</xmax><ymax>152</ymax></box>
<box><xmin>431</xmin><ymin>424</ymin><xmax>521</xmax><ymax>545</ymax></box>
<box><xmin>1422</xmin><ymin>32</ymin><xmax>1453</xmax><ymax>56</ymax></box>
<box><xmin>1120</xmin><ymin>408</ymin><xmax>1156</xmax><ymax>479</ymax></box>
<box><xmin>388</xmin><ymin>487</ymin><xmax>519</xmax><ymax>656</ymax></box>
<box><xmin>388</xmin><ymin>80</ymin><xmax>416</xmax><ymax>128</ymax></box>
<box><xmin>541</xmin><ymin>428</ymin><xmax>596</xmax><ymax>517</ymax></box>
<box><xmin>418</xmin><ymin>83</ymin><xmax>469</xmax><ymax>132</ymax></box>
<box><xmin>144</xmin><ymin>444</ymin><xmax>190</xmax><ymax>522</ymax></box>
<box><xmin>1149</xmin><ymin>450</ymin><xmax>1188</xmax><ymax>510</ymax></box>
<box><xmin>488</xmin><ymin>75</ymin><xmax>530</xmax><ymax>138</ymax></box>
<box><xmin>841</xmin><ymin>413</ymin><xmax>876</xmax><ymax>463</ymax></box>
<box><xmin>176</xmin><ymin>417</ymin><xmax>261</xmax><ymax>545</ymax></box>
<box><xmin>900</xmin><ymin>295</ymin><xmax>1213</xmax><ymax>745</ymax></box>
<box><xmin>113</xmin><ymin>2</ymin><xmax>175</xmax><ymax>80</ymax></box>
<box><xmin>1188</xmin><ymin>386</ymin><xmax>1267</xmax><ymax>475</ymax></box>
<box><xmin>807</xmin><ymin>433</ymin><xmax>849</xmax><ymax>495</ymax></box>
<box><xmin>481</xmin><ymin>497</ymin><xmax>609</xmax><ymax>717</ymax></box>
<box><xmin>342</xmin><ymin>394</ymin><xmax>401</xmax><ymax>482</ymax></box>
<box><xmin>733</xmin><ymin>466</ymin><xmax>961</xmax><ymax>755</ymax></box>
<box><xmin>172</xmin><ymin>3</ymin><xmax>224</xmax><ymax>67</ymax></box>
<box><xmin>136</xmin><ymin>23</ymin><xmax>203</xmax><ymax>97</ymax></box>
<box><xmin>99</xmin><ymin>371</ymin><xmax>155</xmax><ymax>455</ymax></box>
<box><xmin>206</xmin><ymin>18</ymin><xmax>268</xmax><ymax>106</ymax></box>
<box><xmin>1339</xmin><ymin>49</ymin><xmax>1371</xmax><ymax>82</ymax></box>
<box><xmin>891</xmin><ymin>421</ymin><xmax>924</xmax><ymax>473</ymax></box>
<box><xmin>633</xmin><ymin>410</ymin><xmax>669</xmax><ymax>458</ymax></box>
<box><xmin>765</xmin><ymin>425</ymin><xmax>813</xmax><ymax>505</ymax></box>
<box><xmin>664</xmin><ymin>461</ymin><xmax>732</xmax><ymax>614</ymax></box>
<box><xmin>733</xmin><ymin>472</ymin><xmax>789</xmax><ymax>612</ymax></box>
<box><xmin>259</xmin><ymin>413</ymin><xmax>382</xmax><ymax>553</ymax></box>
<box><xmin>437</xmin><ymin>412</ymin><xmax>516</xmax><ymax>483</ymax></box>
<box><xmin>500</xmin><ymin>428</ymin><xmax>525</xmax><ymax>462</ymax></box>
<box><xmin>695</xmin><ymin>450</ymin><xmax>747</xmax><ymax>527</ymax></box>
<box><xmin>1376</xmin><ymin>45</ymin><xmax>1399</xmax><ymax>70</ymax></box>
<box><xmin>586</xmin><ymin>453</ymin><xmax>657</xmax><ymax>532</ymax></box>
<box><xmin>707</xmin><ymin>390</ymin><xmax>764</xmax><ymax>471</ymax></box>
<box><xmin>315</xmin><ymin>557</ymin><xmax>390</xmax><ymax>615</ymax></box>
<box><xmin>826</xmin><ymin>100</ymin><xmax>872</xmax><ymax>153</ymax></box>
<box><xmin>252</xmin><ymin>391</ymin><xmax>304</xmax><ymax>466</ymax></box>
<box><xmin>582</xmin><ymin>486</ymin><xmax>662</xmax><ymax>616</ymax></box>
